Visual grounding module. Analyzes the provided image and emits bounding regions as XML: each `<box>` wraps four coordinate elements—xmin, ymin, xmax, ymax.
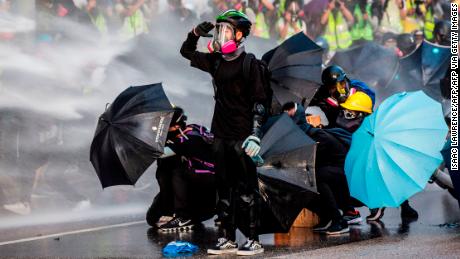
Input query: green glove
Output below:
<box><xmin>242</xmin><ymin>135</ymin><xmax>261</xmax><ymax>157</ymax></box>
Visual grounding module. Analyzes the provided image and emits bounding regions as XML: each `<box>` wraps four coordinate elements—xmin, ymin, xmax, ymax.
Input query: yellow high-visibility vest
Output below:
<box><xmin>424</xmin><ymin>7</ymin><xmax>435</xmax><ymax>40</ymax></box>
<box><xmin>89</xmin><ymin>12</ymin><xmax>108</xmax><ymax>37</ymax></box>
<box><xmin>350</xmin><ymin>4</ymin><xmax>373</xmax><ymax>41</ymax></box>
<box><xmin>254</xmin><ymin>12</ymin><xmax>270</xmax><ymax>39</ymax></box>
<box><xmin>324</xmin><ymin>11</ymin><xmax>353</xmax><ymax>50</ymax></box>
<box><xmin>380</xmin><ymin>0</ymin><xmax>403</xmax><ymax>33</ymax></box>
<box><xmin>119</xmin><ymin>9</ymin><xmax>148</xmax><ymax>41</ymax></box>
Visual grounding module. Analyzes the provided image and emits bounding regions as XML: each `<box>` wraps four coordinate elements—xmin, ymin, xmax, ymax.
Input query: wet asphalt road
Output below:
<box><xmin>0</xmin><ymin>185</ymin><xmax>459</xmax><ymax>258</ymax></box>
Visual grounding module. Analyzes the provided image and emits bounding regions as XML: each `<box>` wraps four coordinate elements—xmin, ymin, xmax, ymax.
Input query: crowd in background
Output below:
<box><xmin>1</xmin><ymin>0</ymin><xmax>456</xmax><ymax>49</ymax></box>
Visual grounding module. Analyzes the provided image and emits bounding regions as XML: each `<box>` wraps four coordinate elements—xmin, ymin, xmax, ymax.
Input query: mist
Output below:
<box><xmin>0</xmin><ymin>4</ymin><xmax>277</xmax><ymax>226</ymax></box>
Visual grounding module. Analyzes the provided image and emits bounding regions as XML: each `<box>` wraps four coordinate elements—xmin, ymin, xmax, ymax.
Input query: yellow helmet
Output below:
<box><xmin>340</xmin><ymin>92</ymin><xmax>373</xmax><ymax>114</ymax></box>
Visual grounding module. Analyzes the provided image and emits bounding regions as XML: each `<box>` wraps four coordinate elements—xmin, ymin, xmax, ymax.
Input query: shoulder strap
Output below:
<box><xmin>243</xmin><ymin>53</ymin><xmax>256</xmax><ymax>83</ymax></box>
<box><xmin>212</xmin><ymin>58</ymin><xmax>221</xmax><ymax>101</ymax></box>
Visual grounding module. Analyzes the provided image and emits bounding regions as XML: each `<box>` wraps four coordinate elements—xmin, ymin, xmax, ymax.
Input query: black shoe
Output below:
<box><xmin>237</xmin><ymin>239</ymin><xmax>264</xmax><ymax>256</ymax></box>
<box><xmin>325</xmin><ymin>219</ymin><xmax>350</xmax><ymax>235</ymax></box>
<box><xmin>401</xmin><ymin>203</ymin><xmax>418</xmax><ymax>219</ymax></box>
<box><xmin>159</xmin><ymin>217</ymin><xmax>193</xmax><ymax>232</ymax></box>
<box><xmin>313</xmin><ymin>218</ymin><xmax>332</xmax><ymax>232</ymax></box>
<box><xmin>207</xmin><ymin>238</ymin><xmax>238</xmax><ymax>255</ymax></box>
<box><xmin>367</xmin><ymin>208</ymin><xmax>385</xmax><ymax>221</ymax></box>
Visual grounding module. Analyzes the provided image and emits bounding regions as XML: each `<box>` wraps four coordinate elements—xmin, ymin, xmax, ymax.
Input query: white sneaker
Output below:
<box><xmin>237</xmin><ymin>239</ymin><xmax>264</xmax><ymax>256</ymax></box>
<box><xmin>207</xmin><ymin>238</ymin><xmax>238</xmax><ymax>255</ymax></box>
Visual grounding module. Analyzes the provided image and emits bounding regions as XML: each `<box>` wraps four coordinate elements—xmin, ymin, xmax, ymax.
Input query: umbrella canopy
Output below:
<box><xmin>237</xmin><ymin>114</ymin><xmax>318</xmax><ymax>235</ymax></box>
<box><xmin>328</xmin><ymin>42</ymin><xmax>399</xmax><ymax>105</ymax></box>
<box><xmin>264</xmin><ymin>32</ymin><xmax>323</xmax><ymax>108</ymax></box>
<box><xmin>259</xmin><ymin>114</ymin><xmax>317</xmax><ymax>192</ymax></box>
<box><xmin>384</xmin><ymin>40</ymin><xmax>451</xmax><ymax>102</ymax></box>
<box><xmin>345</xmin><ymin>91</ymin><xmax>448</xmax><ymax>208</ymax></box>
<box><xmin>90</xmin><ymin>83</ymin><xmax>174</xmax><ymax>188</ymax></box>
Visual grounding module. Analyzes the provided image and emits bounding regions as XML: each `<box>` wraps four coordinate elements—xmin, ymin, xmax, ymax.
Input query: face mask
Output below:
<box><xmin>334</xmin><ymin>80</ymin><xmax>350</xmax><ymax>102</ymax></box>
<box><xmin>208</xmin><ymin>22</ymin><xmax>238</xmax><ymax>54</ymax></box>
<box><xmin>336</xmin><ymin>111</ymin><xmax>364</xmax><ymax>133</ymax></box>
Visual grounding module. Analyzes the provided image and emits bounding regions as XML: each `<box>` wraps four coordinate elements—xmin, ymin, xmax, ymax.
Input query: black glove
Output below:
<box><xmin>194</xmin><ymin>21</ymin><xmax>214</xmax><ymax>37</ymax></box>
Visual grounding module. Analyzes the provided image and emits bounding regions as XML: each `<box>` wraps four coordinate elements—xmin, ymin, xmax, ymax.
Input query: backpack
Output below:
<box><xmin>212</xmin><ymin>53</ymin><xmax>274</xmax><ymax>117</ymax></box>
<box><xmin>178</xmin><ymin>124</ymin><xmax>215</xmax><ymax>174</ymax></box>
<box><xmin>181</xmin><ymin>124</ymin><xmax>214</xmax><ymax>144</ymax></box>
<box><xmin>243</xmin><ymin>53</ymin><xmax>274</xmax><ymax>117</ymax></box>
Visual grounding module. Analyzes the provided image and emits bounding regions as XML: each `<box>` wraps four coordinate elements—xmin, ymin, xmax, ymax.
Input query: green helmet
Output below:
<box><xmin>216</xmin><ymin>9</ymin><xmax>252</xmax><ymax>37</ymax></box>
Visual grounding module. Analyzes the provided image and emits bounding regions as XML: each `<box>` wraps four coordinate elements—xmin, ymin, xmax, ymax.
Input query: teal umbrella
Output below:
<box><xmin>345</xmin><ymin>91</ymin><xmax>448</xmax><ymax>208</ymax></box>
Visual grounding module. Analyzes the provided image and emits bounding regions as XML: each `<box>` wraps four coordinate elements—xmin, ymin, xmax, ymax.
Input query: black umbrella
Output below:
<box><xmin>384</xmin><ymin>40</ymin><xmax>451</xmax><ymax>102</ymax></box>
<box><xmin>90</xmin><ymin>83</ymin><xmax>174</xmax><ymax>188</ymax></box>
<box><xmin>328</xmin><ymin>42</ymin><xmax>399</xmax><ymax>105</ymax></box>
<box><xmin>238</xmin><ymin>114</ymin><xmax>318</xmax><ymax>235</ymax></box>
<box><xmin>264</xmin><ymin>32</ymin><xmax>323</xmax><ymax>109</ymax></box>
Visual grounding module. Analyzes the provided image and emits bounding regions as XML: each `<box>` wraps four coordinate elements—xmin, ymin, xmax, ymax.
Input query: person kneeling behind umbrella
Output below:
<box><xmin>336</xmin><ymin>92</ymin><xmax>418</xmax><ymax>222</ymax></box>
<box><xmin>146</xmin><ymin>107</ymin><xmax>217</xmax><ymax>232</ymax></box>
<box><xmin>278</xmin><ymin>102</ymin><xmax>357</xmax><ymax>234</ymax></box>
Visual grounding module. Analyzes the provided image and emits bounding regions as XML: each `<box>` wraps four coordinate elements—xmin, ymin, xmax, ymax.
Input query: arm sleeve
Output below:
<box><xmin>180</xmin><ymin>31</ymin><xmax>215</xmax><ymax>73</ymax></box>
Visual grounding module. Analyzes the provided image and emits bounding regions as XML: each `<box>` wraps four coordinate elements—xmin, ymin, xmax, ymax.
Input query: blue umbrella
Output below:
<box><xmin>345</xmin><ymin>91</ymin><xmax>448</xmax><ymax>208</ymax></box>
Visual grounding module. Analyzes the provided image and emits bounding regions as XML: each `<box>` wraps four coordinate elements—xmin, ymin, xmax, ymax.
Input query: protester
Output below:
<box><xmin>116</xmin><ymin>0</ymin><xmax>149</xmax><ymax>41</ymax></box>
<box><xmin>335</xmin><ymin>91</ymin><xmax>373</xmax><ymax>133</ymax></box>
<box><xmin>277</xmin><ymin>0</ymin><xmax>306</xmax><ymax>42</ymax></box>
<box><xmin>432</xmin><ymin>20</ymin><xmax>451</xmax><ymax>46</ymax></box>
<box><xmin>180</xmin><ymin>9</ymin><xmax>267</xmax><ymax>255</ymax></box>
<box><xmin>146</xmin><ymin>107</ymin><xmax>216</xmax><ymax>232</ymax></box>
<box><xmin>310</xmin><ymin>65</ymin><xmax>375</xmax><ymax>128</ymax></box>
<box><xmin>396</xmin><ymin>33</ymin><xmax>417</xmax><ymax>56</ymax></box>
<box><xmin>279</xmin><ymin>102</ymin><xmax>360</xmax><ymax>234</ymax></box>
<box><xmin>320</xmin><ymin>0</ymin><xmax>355</xmax><ymax>51</ymax></box>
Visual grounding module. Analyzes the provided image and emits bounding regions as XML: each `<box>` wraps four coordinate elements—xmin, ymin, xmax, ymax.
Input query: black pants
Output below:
<box><xmin>311</xmin><ymin>166</ymin><xmax>351</xmax><ymax>222</ymax></box>
<box><xmin>146</xmin><ymin>156</ymin><xmax>216</xmax><ymax>226</ymax></box>
<box><xmin>213</xmin><ymin>138</ymin><xmax>259</xmax><ymax>241</ymax></box>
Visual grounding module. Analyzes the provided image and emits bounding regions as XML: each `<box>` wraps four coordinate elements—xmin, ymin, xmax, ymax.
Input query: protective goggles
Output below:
<box><xmin>336</xmin><ymin>80</ymin><xmax>348</xmax><ymax>95</ymax></box>
<box><xmin>213</xmin><ymin>22</ymin><xmax>236</xmax><ymax>46</ymax></box>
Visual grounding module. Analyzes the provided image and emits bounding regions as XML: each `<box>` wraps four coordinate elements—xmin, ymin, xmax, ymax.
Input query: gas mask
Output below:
<box><xmin>207</xmin><ymin>22</ymin><xmax>238</xmax><ymax>54</ymax></box>
<box><xmin>326</xmin><ymin>80</ymin><xmax>352</xmax><ymax>107</ymax></box>
<box><xmin>336</xmin><ymin>109</ymin><xmax>364</xmax><ymax>133</ymax></box>
<box><xmin>334</xmin><ymin>80</ymin><xmax>350</xmax><ymax>102</ymax></box>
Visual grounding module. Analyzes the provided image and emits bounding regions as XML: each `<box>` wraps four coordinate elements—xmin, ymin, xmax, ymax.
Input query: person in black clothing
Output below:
<box><xmin>273</xmin><ymin>102</ymin><xmax>355</xmax><ymax>234</ymax></box>
<box><xmin>309</xmin><ymin>65</ymin><xmax>375</xmax><ymax>128</ymax></box>
<box><xmin>146</xmin><ymin>107</ymin><xmax>216</xmax><ymax>232</ymax></box>
<box><xmin>180</xmin><ymin>9</ymin><xmax>267</xmax><ymax>256</ymax></box>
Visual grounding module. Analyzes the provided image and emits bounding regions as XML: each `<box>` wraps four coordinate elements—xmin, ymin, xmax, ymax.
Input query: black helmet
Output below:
<box><xmin>434</xmin><ymin>20</ymin><xmax>451</xmax><ymax>46</ymax></box>
<box><xmin>322</xmin><ymin>65</ymin><xmax>347</xmax><ymax>86</ymax></box>
<box><xmin>170</xmin><ymin>106</ymin><xmax>187</xmax><ymax>129</ymax></box>
<box><xmin>396</xmin><ymin>33</ymin><xmax>416</xmax><ymax>55</ymax></box>
<box><xmin>216</xmin><ymin>9</ymin><xmax>252</xmax><ymax>37</ymax></box>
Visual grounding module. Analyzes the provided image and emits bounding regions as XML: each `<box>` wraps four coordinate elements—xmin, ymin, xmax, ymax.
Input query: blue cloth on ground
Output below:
<box><xmin>162</xmin><ymin>241</ymin><xmax>198</xmax><ymax>257</ymax></box>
